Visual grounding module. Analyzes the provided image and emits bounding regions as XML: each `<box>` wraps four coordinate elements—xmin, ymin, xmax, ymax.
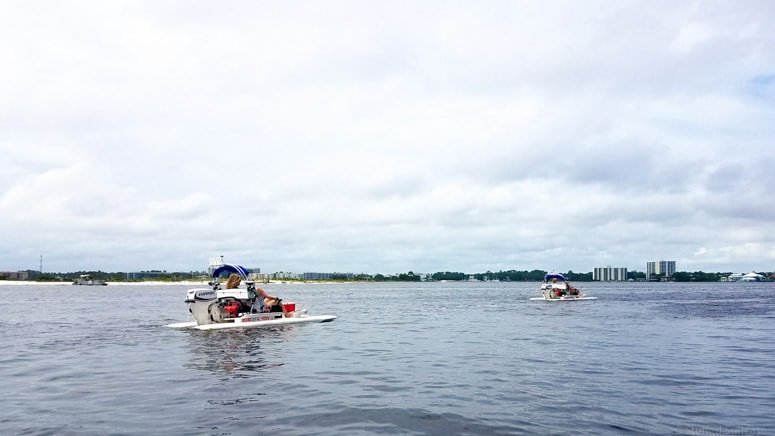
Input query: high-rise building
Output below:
<box><xmin>593</xmin><ymin>266</ymin><xmax>628</xmax><ymax>281</ymax></box>
<box><xmin>646</xmin><ymin>260</ymin><xmax>676</xmax><ymax>280</ymax></box>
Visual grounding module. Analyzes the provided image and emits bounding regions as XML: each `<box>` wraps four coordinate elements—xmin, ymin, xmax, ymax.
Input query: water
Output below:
<box><xmin>1</xmin><ymin>281</ymin><xmax>773</xmax><ymax>435</ymax></box>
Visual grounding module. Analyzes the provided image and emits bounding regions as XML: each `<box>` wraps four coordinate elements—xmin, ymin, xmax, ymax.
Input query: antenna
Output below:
<box><xmin>40</xmin><ymin>255</ymin><xmax>43</xmax><ymax>273</ymax></box>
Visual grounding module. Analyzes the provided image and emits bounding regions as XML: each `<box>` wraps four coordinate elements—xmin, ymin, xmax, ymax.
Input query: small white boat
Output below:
<box><xmin>73</xmin><ymin>274</ymin><xmax>108</xmax><ymax>286</ymax></box>
<box><xmin>531</xmin><ymin>272</ymin><xmax>596</xmax><ymax>301</ymax></box>
<box><xmin>166</xmin><ymin>259</ymin><xmax>337</xmax><ymax>330</ymax></box>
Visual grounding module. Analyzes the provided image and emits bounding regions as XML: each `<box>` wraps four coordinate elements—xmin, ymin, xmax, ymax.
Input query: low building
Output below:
<box><xmin>0</xmin><ymin>271</ymin><xmax>28</xmax><ymax>280</ymax></box>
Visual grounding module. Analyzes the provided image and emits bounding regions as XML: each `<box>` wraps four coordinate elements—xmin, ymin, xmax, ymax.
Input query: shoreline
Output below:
<box><xmin>0</xmin><ymin>280</ymin><xmax>365</xmax><ymax>286</ymax></box>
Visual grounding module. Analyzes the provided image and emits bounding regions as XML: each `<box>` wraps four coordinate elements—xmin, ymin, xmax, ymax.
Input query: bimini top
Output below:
<box><xmin>544</xmin><ymin>272</ymin><xmax>568</xmax><ymax>282</ymax></box>
<box><xmin>210</xmin><ymin>264</ymin><xmax>250</xmax><ymax>280</ymax></box>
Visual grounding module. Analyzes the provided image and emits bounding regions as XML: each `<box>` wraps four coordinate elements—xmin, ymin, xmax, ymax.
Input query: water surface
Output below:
<box><xmin>1</xmin><ymin>281</ymin><xmax>773</xmax><ymax>435</ymax></box>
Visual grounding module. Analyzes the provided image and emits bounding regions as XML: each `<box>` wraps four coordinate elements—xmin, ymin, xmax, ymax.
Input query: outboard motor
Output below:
<box><xmin>186</xmin><ymin>288</ymin><xmax>219</xmax><ymax>325</ymax></box>
<box><xmin>186</xmin><ymin>286</ymin><xmax>252</xmax><ymax>325</ymax></box>
<box><xmin>208</xmin><ymin>300</ymin><xmax>230</xmax><ymax>323</ymax></box>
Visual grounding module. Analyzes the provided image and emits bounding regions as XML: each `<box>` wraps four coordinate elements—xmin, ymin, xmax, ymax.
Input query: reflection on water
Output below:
<box><xmin>183</xmin><ymin>327</ymin><xmax>299</xmax><ymax>376</ymax></box>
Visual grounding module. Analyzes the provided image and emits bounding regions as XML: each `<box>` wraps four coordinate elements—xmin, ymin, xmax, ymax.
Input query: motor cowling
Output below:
<box><xmin>185</xmin><ymin>288</ymin><xmax>217</xmax><ymax>303</ymax></box>
<box><xmin>187</xmin><ymin>288</ymin><xmax>219</xmax><ymax>325</ymax></box>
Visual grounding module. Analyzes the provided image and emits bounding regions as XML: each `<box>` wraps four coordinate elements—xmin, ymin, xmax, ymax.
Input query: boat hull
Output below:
<box><xmin>530</xmin><ymin>296</ymin><xmax>597</xmax><ymax>301</ymax></box>
<box><xmin>166</xmin><ymin>314</ymin><xmax>338</xmax><ymax>330</ymax></box>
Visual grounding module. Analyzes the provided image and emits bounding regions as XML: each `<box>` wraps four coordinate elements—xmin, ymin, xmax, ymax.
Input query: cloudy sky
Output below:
<box><xmin>1</xmin><ymin>1</ymin><xmax>773</xmax><ymax>275</ymax></box>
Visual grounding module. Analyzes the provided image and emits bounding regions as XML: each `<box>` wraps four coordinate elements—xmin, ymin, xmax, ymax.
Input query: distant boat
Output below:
<box><xmin>725</xmin><ymin>272</ymin><xmax>766</xmax><ymax>282</ymax></box>
<box><xmin>531</xmin><ymin>272</ymin><xmax>596</xmax><ymax>301</ymax></box>
<box><xmin>73</xmin><ymin>274</ymin><xmax>107</xmax><ymax>286</ymax></box>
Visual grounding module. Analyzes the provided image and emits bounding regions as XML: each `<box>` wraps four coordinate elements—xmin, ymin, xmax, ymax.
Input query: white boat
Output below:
<box><xmin>166</xmin><ymin>259</ymin><xmax>337</xmax><ymax>330</ymax></box>
<box><xmin>725</xmin><ymin>272</ymin><xmax>766</xmax><ymax>282</ymax></box>
<box><xmin>73</xmin><ymin>274</ymin><xmax>108</xmax><ymax>286</ymax></box>
<box><xmin>530</xmin><ymin>272</ymin><xmax>596</xmax><ymax>301</ymax></box>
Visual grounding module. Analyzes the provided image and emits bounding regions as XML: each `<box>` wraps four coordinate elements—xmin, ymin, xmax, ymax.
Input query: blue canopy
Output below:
<box><xmin>210</xmin><ymin>264</ymin><xmax>250</xmax><ymax>279</ymax></box>
<box><xmin>545</xmin><ymin>273</ymin><xmax>568</xmax><ymax>282</ymax></box>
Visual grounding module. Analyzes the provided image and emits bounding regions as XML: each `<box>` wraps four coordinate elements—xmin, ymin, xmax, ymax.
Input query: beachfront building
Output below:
<box><xmin>0</xmin><ymin>271</ymin><xmax>29</xmax><ymax>280</ymax></box>
<box><xmin>300</xmin><ymin>272</ymin><xmax>354</xmax><ymax>280</ymax></box>
<box><xmin>126</xmin><ymin>270</ymin><xmax>203</xmax><ymax>280</ymax></box>
<box><xmin>593</xmin><ymin>266</ymin><xmax>628</xmax><ymax>281</ymax></box>
<box><xmin>646</xmin><ymin>260</ymin><xmax>676</xmax><ymax>281</ymax></box>
<box><xmin>271</xmin><ymin>271</ymin><xmax>299</xmax><ymax>280</ymax></box>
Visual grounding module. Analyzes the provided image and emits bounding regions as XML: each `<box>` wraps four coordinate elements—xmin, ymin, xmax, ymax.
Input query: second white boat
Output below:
<box><xmin>532</xmin><ymin>272</ymin><xmax>596</xmax><ymax>301</ymax></box>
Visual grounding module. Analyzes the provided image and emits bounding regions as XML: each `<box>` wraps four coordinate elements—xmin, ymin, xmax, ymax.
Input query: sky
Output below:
<box><xmin>1</xmin><ymin>1</ymin><xmax>774</xmax><ymax>276</ymax></box>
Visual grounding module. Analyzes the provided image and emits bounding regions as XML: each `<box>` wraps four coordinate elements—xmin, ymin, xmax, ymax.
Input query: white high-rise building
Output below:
<box><xmin>646</xmin><ymin>260</ymin><xmax>676</xmax><ymax>280</ymax></box>
<box><xmin>593</xmin><ymin>266</ymin><xmax>628</xmax><ymax>281</ymax></box>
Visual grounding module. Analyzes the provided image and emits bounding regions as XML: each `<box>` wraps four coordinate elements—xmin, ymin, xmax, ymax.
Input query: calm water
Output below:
<box><xmin>1</xmin><ymin>281</ymin><xmax>773</xmax><ymax>435</ymax></box>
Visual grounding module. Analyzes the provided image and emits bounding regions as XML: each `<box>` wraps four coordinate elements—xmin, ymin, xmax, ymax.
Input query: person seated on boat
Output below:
<box><xmin>254</xmin><ymin>287</ymin><xmax>292</xmax><ymax>316</ymax></box>
<box><xmin>566</xmin><ymin>281</ymin><xmax>584</xmax><ymax>297</ymax></box>
<box><xmin>225</xmin><ymin>274</ymin><xmax>242</xmax><ymax>289</ymax></box>
<box><xmin>551</xmin><ymin>277</ymin><xmax>566</xmax><ymax>297</ymax></box>
<box><xmin>225</xmin><ymin>274</ymin><xmax>291</xmax><ymax>316</ymax></box>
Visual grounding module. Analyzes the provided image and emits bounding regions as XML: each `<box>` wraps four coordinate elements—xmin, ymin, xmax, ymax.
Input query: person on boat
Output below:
<box><xmin>225</xmin><ymin>274</ymin><xmax>291</xmax><ymax>316</ymax></box>
<box><xmin>225</xmin><ymin>274</ymin><xmax>242</xmax><ymax>290</ymax></box>
<box><xmin>551</xmin><ymin>277</ymin><xmax>565</xmax><ymax>298</ymax></box>
<box><xmin>565</xmin><ymin>281</ymin><xmax>584</xmax><ymax>297</ymax></box>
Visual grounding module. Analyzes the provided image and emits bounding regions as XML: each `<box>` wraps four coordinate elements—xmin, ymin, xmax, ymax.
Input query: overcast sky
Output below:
<box><xmin>1</xmin><ymin>1</ymin><xmax>773</xmax><ymax>275</ymax></box>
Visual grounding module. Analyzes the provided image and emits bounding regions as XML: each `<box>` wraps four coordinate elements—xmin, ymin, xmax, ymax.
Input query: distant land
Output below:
<box><xmin>2</xmin><ymin>268</ymin><xmax>773</xmax><ymax>283</ymax></box>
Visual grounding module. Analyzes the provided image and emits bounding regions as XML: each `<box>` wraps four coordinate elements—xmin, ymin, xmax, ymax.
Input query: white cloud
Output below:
<box><xmin>1</xmin><ymin>1</ymin><xmax>774</xmax><ymax>274</ymax></box>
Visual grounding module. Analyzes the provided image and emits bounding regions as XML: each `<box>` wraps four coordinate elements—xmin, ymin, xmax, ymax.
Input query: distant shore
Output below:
<box><xmin>0</xmin><ymin>280</ymin><xmax>358</xmax><ymax>286</ymax></box>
